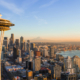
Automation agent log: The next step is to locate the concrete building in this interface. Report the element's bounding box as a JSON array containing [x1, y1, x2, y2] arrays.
[[43, 49, 49, 57], [72, 56, 80, 69], [30, 50, 34, 60], [33, 57, 41, 72], [72, 55, 80, 72]]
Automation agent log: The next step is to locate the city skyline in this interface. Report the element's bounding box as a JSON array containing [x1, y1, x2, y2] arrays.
[[4, 35, 80, 42], [0, 0, 80, 42]]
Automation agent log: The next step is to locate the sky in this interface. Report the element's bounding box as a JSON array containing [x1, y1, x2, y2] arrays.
[[0, 0, 80, 42]]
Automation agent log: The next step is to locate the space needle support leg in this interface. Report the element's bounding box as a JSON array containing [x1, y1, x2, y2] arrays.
[[0, 31, 4, 80]]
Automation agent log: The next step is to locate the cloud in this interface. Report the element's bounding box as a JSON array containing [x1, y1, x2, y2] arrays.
[[0, 0, 24, 15], [40, 0, 58, 8], [22, 0, 38, 9], [34, 15, 47, 24]]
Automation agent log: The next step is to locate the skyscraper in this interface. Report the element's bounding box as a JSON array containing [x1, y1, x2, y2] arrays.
[[24, 41, 26, 51], [31, 43, 35, 50], [33, 57, 41, 72], [10, 34, 14, 46], [20, 36, 24, 50], [72, 55, 80, 70], [15, 39, 19, 49], [43, 49, 49, 57], [50, 46, 54, 58], [27, 40, 30, 53], [30, 50, 34, 60], [50, 64, 61, 79], [13, 46, 19, 59], [3, 37, 8, 51], [64, 56, 76, 74], [18, 49, 21, 57]]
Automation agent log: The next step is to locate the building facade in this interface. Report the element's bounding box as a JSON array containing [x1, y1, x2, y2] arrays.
[[31, 43, 35, 50], [33, 57, 41, 72], [27, 40, 30, 53], [10, 34, 14, 46], [64, 56, 76, 74], [50, 46, 54, 58], [3, 37, 8, 51], [15, 39, 19, 49]]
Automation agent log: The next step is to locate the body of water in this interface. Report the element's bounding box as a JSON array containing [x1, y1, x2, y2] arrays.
[[57, 50, 80, 58]]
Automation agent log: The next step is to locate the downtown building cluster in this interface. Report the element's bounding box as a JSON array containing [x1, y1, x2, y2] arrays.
[[1, 34, 80, 80]]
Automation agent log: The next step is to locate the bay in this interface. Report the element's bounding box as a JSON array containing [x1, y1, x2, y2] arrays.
[[57, 50, 80, 58]]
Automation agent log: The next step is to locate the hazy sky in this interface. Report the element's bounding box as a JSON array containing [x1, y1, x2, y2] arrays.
[[0, 0, 80, 42]]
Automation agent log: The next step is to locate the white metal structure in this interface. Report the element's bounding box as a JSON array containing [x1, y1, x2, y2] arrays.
[[0, 14, 4, 80], [0, 14, 14, 80], [0, 31, 4, 80]]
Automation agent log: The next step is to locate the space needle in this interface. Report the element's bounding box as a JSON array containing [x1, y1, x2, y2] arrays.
[[0, 14, 14, 80]]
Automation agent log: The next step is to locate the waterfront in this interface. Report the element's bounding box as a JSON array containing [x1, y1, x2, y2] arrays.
[[57, 50, 80, 58]]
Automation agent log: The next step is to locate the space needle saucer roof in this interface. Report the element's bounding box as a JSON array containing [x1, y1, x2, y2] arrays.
[[0, 14, 14, 31]]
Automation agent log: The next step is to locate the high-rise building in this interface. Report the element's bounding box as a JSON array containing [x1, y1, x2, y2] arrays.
[[13, 46, 19, 59], [43, 49, 49, 57], [15, 39, 19, 49], [24, 41, 26, 51], [26, 70, 33, 80], [3, 37, 8, 50], [50, 46, 54, 58], [10, 34, 14, 46], [72, 55, 80, 71], [20, 36, 24, 50], [28, 61, 33, 70], [27, 40, 30, 53], [31, 43, 35, 50], [50, 64, 61, 79], [2, 45, 6, 53], [18, 49, 21, 57], [33, 57, 41, 72], [21, 43, 24, 50], [30, 50, 34, 60], [20, 36, 24, 43], [2, 45, 6, 59], [64, 56, 76, 74]]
